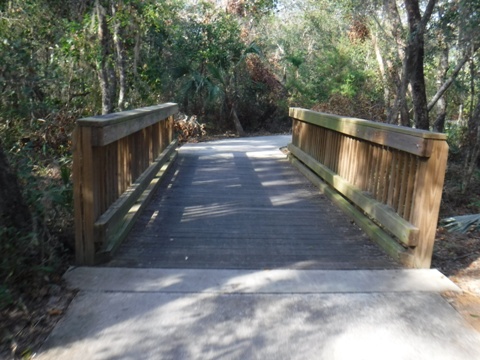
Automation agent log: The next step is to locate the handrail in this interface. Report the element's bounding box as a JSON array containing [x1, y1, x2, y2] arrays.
[[288, 108, 448, 268], [73, 103, 178, 265]]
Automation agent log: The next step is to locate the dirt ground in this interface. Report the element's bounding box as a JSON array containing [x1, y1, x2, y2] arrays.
[[433, 159, 480, 332], [0, 283, 76, 359], [433, 229, 480, 332]]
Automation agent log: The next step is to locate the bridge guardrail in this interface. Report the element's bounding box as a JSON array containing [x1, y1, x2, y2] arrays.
[[73, 103, 178, 265], [288, 108, 448, 268]]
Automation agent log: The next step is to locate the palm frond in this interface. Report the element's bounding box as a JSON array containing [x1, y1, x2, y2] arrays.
[[179, 78, 196, 98], [206, 63, 225, 85], [244, 41, 263, 57], [207, 84, 224, 104], [440, 214, 480, 233], [235, 42, 264, 66]]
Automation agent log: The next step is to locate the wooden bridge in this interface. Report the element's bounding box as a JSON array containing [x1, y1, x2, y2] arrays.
[[73, 104, 448, 269]]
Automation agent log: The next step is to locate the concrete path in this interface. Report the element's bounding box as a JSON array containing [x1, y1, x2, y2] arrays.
[[36, 267, 480, 360], [36, 136, 480, 359]]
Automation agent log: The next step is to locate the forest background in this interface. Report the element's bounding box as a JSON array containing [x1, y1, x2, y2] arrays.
[[1, 0, 480, 357]]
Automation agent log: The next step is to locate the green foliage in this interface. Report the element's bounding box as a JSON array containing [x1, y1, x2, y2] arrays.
[[0, 225, 40, 308], [0, 142, 72, 311], [0, 0, 287, 314], [445, 121, 467, 154], [263, 1, 378, 114], [1, 0, 477, 313]]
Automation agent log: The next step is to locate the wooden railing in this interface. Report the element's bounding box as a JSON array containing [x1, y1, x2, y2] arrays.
[[288, 108, 448, 268], [73, 103, 178, 265]]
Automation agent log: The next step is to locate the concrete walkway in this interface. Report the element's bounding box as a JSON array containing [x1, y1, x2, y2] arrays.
[[35, 267, 480, 360], [36, 136, 480, 359]]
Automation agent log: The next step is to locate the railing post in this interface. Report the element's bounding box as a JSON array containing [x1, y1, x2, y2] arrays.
[[73, 127, 96, 265], [168, 115, 174, 143], [409, 140, 449, 268]]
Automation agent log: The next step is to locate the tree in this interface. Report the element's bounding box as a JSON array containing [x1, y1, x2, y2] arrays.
[[401, 0, 436, 129], [339, 0, 480, 131], [462, 96, 480, 192], [93, 0, 132, 114]]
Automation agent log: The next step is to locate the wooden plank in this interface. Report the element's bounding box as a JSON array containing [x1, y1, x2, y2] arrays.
[[73, 127, 96, 265], [409, 140, 449, 268], [289, 108, 444, 156], [168, 115, 174, 143], [118, 137, 127, 195], [368, 145, 379, 196], [78, 103, 178, 146], [373, 146, 383, 200], [404, 156, 418, 221], [288, 143, 419, 246], [338, 136, 348, 180], [357, 141, 369, 190], [387, 150, 398, 208], [288, 154, 413, 266], [347, 138, 357, 185], [95, 139, 178, 250], [73, 103, 180, 265], [381, 148, 392, 203], [73, 128, 84, 264], [95, 150, 178, 263], [110, 136, 399, 270], [397, 154, 410, 218], [318, 127, 327, 164]]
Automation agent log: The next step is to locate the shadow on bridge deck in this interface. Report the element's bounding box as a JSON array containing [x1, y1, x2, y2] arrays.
[[107, 135, 399, 270]]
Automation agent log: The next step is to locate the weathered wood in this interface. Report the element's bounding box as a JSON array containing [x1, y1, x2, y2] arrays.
[[288, 143, 419, 246], [409, 140, 449, 268], [289, 154, 413, 265], [73, 103, 179, 265], [289, 108, 445, 156], [77, 103, 178, 146], [95, 151, 178, 263], [289, 108, 449, 269], [95, 140, 178, 259], [109, 136, 399, 270], [73, 127, 96, 264]]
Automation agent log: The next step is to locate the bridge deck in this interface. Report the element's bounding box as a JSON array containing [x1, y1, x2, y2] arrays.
[[108, 135, 399, 270]]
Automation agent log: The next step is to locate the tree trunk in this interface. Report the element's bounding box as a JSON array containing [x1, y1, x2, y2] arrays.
[[231, 106, 245, 137], [96, 0, 116, 115], [462, 98, 480, 193], [387, 55, 409, 124], [433, 42, 449, 133], [383, 0, 411, 125], [387, 0, 436, 129], [372, 31, 390, 113], [404, 0, 434, 130], [133, 32, 141, 78], [383, 0, 404, 56], [427, 46, 478, 113], [112, 1, 127, 111], [0, 141, 31, 233], [400, 102, 410, 127], [462, 55, 480, 192]]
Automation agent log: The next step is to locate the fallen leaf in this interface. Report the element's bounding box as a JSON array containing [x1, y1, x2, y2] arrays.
[[48, 309, 63, 316]]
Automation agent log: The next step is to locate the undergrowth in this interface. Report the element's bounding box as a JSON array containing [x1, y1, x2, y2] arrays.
[[0, 111, 76, 311]]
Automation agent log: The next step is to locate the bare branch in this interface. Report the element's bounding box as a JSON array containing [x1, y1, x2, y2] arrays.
[[427, 45, 480, 112]]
